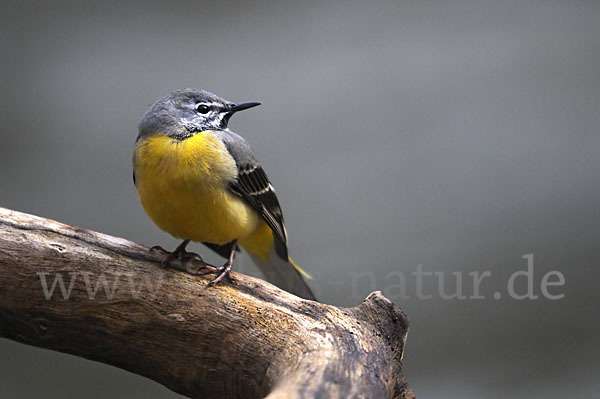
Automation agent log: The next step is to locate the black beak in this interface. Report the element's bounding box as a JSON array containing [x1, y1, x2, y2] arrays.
[[221, 101, 261, 128], [229, 101, 261, 113]]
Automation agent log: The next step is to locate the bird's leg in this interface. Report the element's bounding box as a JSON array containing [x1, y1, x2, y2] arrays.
[[150, 240, 207, 272], [207, 240, 238, 286]]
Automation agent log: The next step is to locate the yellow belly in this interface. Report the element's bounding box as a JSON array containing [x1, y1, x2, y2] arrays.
[[133, 132, 261, 244]]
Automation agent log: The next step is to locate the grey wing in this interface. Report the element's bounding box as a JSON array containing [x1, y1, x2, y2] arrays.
[[216, 130, 289, 260]]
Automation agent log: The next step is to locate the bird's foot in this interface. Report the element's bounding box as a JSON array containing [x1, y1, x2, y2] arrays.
[[207, 261, 237, 287], [150, 245, 210, 274]]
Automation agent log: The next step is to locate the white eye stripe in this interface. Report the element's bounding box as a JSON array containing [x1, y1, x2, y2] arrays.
[[196, 101, 223, 110]]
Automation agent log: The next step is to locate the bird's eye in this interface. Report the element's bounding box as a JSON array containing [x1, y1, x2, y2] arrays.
[[196, 104, 210, 114]]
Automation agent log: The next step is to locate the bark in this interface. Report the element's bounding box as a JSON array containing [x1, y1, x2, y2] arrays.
[[0, 207, 414, 399]]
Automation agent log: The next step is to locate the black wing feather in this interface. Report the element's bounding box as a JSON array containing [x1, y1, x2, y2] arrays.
[[230, 164, 288, 260]]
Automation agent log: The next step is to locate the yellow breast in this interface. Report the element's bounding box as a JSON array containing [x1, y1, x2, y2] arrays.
[[133, 132, 260, 244]]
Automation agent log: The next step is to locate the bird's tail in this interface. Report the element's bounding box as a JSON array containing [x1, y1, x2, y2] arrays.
[[238, 221, 316, 300], [246, 251, 316, 300]]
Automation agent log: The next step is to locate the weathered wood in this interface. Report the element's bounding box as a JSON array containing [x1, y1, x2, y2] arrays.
[[0, 207, 414, 399]]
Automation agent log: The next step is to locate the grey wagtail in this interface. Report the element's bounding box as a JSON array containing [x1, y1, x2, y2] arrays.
[[133, 89, 315, 300]]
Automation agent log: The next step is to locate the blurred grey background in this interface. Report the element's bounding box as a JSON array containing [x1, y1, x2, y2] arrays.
[[1, 0, 599, 398]]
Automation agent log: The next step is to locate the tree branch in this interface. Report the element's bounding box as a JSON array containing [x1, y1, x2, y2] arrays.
[[0, 207, 414, 399]]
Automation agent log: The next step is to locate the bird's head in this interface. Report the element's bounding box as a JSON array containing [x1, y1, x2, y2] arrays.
[[137, 88, 260, 141]]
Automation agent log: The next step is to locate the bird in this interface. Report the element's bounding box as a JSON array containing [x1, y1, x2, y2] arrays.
[[132, 88, 315, 300]]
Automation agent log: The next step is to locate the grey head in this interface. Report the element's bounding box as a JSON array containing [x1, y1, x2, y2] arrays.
[[137, 88, 260, 141]]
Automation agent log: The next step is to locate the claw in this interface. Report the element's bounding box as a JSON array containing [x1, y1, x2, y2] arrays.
[[179, 252, 212, 275], [150, 240, 211, 272], [151, 240, 239, 286], [207, 261, 237, 287], [206, 239, 238, 287], [150, 245, 169, 254], [160, 252, 177, 268]]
